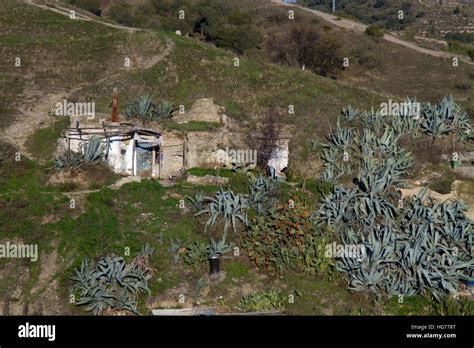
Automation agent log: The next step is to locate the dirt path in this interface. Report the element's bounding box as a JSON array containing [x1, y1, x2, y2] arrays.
[[271, 0, 473, 65], [1, 0, 174, 157], [26, 0, 140, 32], [414, 35, 448, 47]]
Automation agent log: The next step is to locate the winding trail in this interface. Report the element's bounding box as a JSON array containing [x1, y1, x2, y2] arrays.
[[26, 0, 140, 32], [1, 0, 174, 157], [271, 0, 473, 65]]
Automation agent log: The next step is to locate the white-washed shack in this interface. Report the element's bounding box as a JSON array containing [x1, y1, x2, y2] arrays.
[[63, 122, 166, 177], [268, 138, 289, 179]]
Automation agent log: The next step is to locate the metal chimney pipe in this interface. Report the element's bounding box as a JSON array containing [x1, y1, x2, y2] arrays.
[[111, 88, 118, 123]]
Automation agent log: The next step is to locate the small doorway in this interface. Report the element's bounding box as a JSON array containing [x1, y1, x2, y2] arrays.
[[135, 142, 153, 177]]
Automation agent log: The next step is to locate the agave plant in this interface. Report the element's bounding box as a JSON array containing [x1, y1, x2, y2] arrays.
[[342, 105, 359, 122], [184, 241, 208, 265], [196, 188, 248, 239], [126, 94, 156, 120], [55, 136, 105, 170], [186, 191, 205, 211], [327, 118, 354, 150], [327, 190, 473, 300], [420, 95, 471, 139], [225, 161, 255, 174], [70, 253, 151, 315], [156, 100, 174, 119], [315, 100, 472, 301], [126, 95, 175, 121], [248, 174, 276, 214], [54, 149, 83, 170], [80, 135, 105, 163], [206, 238, 232, 257], [168, 238, 185, 264]]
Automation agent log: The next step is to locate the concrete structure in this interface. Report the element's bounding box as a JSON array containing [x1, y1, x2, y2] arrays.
[[268, 139, 289, 179], [62, 122, 166, 178], [58, 98, 292, 180]]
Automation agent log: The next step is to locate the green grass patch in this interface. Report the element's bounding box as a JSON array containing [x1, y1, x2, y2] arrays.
[[26, 117, 70, 161], [187, 167, 233, 178], [163, 121, 222, 132], [225, 260, 251, 279]]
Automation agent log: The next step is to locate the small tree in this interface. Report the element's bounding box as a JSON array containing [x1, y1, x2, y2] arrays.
[[254, 108, 284, 171], [265, 24, 343, 76]]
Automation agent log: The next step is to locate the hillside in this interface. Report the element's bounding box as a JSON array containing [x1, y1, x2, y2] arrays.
[[0, 0, 473, 318], [0, 0, 167, 153]]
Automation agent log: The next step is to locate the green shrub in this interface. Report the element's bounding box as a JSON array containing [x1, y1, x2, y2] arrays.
[[445, 32, 474, 44], [432, 296, 474, 316], [68, 0, 101, 15], [265, 24, 343, 76], [243, 203, 333, 275], [239, 290, 285, 312], [108, 3, 135, 27], [365, 25, 384, 38]]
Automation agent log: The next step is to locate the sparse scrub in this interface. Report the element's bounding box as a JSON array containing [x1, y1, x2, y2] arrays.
[[365, 25, 384, 39], [239, 290, 285, 312]]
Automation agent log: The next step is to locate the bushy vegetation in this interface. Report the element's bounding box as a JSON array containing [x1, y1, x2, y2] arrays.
[[432, 296, 474, 316], [445, 32, 474, 45], [302, 0, 415, 31], [107, 0, 263, 55], [4, 1, 474, 317], [365, 25, 385, 39], [447, 40, 474, 61], [108, 2, 138, 27], [243, 202, 333, 275], [239, 290, 285, 312], [265, 24, 343, 76], [67, 0, 101, 16]]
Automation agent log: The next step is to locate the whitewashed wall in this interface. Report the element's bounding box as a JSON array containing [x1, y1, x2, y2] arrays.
[[66, 132, 135, 176]]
